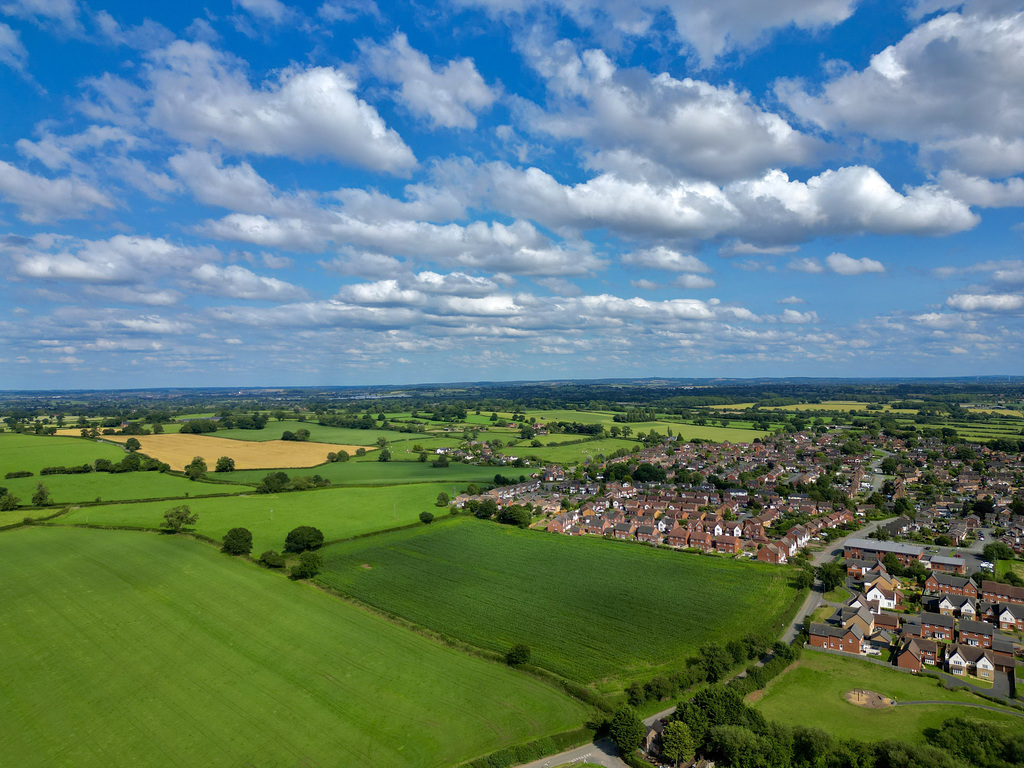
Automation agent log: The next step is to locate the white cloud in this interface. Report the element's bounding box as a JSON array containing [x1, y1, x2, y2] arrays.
[[234, 0, 294, 24], [935, 171, 1024, 208], [826, 252, 885, 275], [169, 149, 285, 214], [0, 160, 115, 223], [520, 40, 818, 182], [777, 295, 805, 304], [146, 40, 417, 174], [778, 7, 1024, 176], [779, 309, 818, 323], [191, 263, 308, 300], [946, 292, 1024, 312], [622, 246, 710, 272], [318, 0, 380, 22], [788, 257, 824, 273], [0, 21, 27, 70], [673, 274, 716, 289], [12, 235, 186, 283], [362, 33, 498, 129], [461, 0, 855, 66], [85, 286, 184, 306], [1, 0, 81, 33]]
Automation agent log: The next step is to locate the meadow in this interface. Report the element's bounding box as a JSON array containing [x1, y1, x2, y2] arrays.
[[2, 471, 242, 505], [212, 420, 425, 445], [104, 434, 369, 471], [751, 650, 1023, 742], [224, 458, 499, 486], [0, 432, 125, 474], [317, 518, 802, 687], [56, 483, 457, 553], [0, 527, 588, 768]]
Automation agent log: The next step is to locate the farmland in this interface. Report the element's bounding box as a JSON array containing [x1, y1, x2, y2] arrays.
[[1, 471, 242, 505], [0, 432, 126, 474], [103, 433, 369, 471], [225, 458, 499, 486], [316, 517, 802, 687], [751, 650, 1024, 743], [57, 483, 457, 554], [0, 527, 588, 768]]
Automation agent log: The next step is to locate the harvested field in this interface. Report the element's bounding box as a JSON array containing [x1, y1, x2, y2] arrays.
[[104, 434, 370, 471]]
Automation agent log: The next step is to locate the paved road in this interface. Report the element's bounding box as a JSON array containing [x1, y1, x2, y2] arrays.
[[780, 519, 884, 643], [518, 737, 626, 768], [895, 700, 1024, 718]]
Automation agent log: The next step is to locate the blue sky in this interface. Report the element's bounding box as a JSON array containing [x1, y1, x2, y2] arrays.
[[1, 0, 1022, 389]]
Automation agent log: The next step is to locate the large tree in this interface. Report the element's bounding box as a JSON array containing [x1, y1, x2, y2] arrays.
[[284, 525, 324, 553], [817, 561, 846, 593], [222, 527, 253, 555], [290, 551, 322, 580], [215, 456, 235, 472], [661, 721, 695, 765], [31, 483, 52, 507], [162, 504, 198, 533], [184, 456, 207, 480]]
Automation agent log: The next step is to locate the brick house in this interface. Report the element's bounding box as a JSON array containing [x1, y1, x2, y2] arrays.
[[982, 580, 1024, 605], [924, 573, 978, 598], [946, 644, 995, 680], [809, 623, 864, 654], [958, 619, 996, 648], [921, 613, 955, 641]]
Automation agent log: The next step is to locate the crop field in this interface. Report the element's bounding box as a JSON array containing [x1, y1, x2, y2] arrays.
[[317, 518, 801, 686], [224, 458, 499, 486], [0, 432, 126, 474], [57, 483, 456, 553], [498, 437, 640, 464], [1, 471, 242, 505], [751, 650, 1023, 742], [212, 420, 424, 445], [0, 527, 587, 768], [103, 434, 370, 471]]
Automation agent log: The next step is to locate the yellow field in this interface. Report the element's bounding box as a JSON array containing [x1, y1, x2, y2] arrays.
[[965, 407, 1023, 417], [708, 403, 756, 410], [102, 434, 370, 471]]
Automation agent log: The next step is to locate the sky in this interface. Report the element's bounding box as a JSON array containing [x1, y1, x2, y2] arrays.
[[1, 0, 1023, 389]]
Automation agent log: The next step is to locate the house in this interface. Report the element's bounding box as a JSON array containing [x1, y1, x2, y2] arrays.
[[636, 524, 661, 544], [714, 535, 741, 554], [844, 538, 923, 566], [864, 567, 901, 592], [946, 644, 995, 680], [937, 595, 976, 619], [756, 543, 788, 565], [982, 580, 1024, 605], [921, 612, 955, 641], [864, 584, 903, 611], [689, 531, 714, 552], [924, 573, 978, 598], [926, 555, 968, 575], [896, 637, 939, 672], [612, 522, 636, 540], [997, 603, 1024, 632], [666, 525, 690, 548], [809, 623, 865, 654], [958, 618, 996, 648]]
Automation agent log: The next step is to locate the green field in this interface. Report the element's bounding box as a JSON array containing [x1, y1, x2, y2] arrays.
[[996, 560, 1024, 579], [2, 472, 245, 505], [224, 458, 499, 487], [211, 420, 425, 445], [0, 527, 587, 768], [752, 650, 1023, 742], [499, 437, 640, 464], [56, 483, 459, 554], [0, 432, 126, 475], [317, 518, 801, 686]]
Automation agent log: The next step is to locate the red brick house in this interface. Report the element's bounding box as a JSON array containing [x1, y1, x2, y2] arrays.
[[958, 619, 996, 648], [925, 572, 978, 598], [982, 580, 1024, 605], [757, 543, 787, 565], [809, 623, 864, 654], [921, 613, 955, 641]]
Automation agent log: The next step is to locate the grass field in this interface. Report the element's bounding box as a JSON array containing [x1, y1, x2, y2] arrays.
[[224, 459, 500, 486], [317, 518, 801, 686], [751, 650, 1023, 742], [498, 437, 640, 464], [996, 560, 1024, 579], [56, 483, 458, 553], [0, 432, 125, 475], [1, 471, 244, 505], [212, 420, 432, 446], [103, 434, 370, 471], [0, 527, 588, 768]]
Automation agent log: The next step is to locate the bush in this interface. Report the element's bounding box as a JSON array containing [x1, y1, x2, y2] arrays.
[[290, 551, 323, 580], [222, 527, 253, 555], [259, 550, 286, 568], [5, 470, 32, 479], [284, 525, 324, 553], [506, 643, 531, 666], [419, 511, 435, 524]]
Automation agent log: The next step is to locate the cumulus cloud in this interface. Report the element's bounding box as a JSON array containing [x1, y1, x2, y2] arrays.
[[0, 160, 115, 223], [453, 161, 977, 244], [622, 246, 710, 272], [778, 6, 1024, 176], [935, 171, 1024, 208], [777, 295, 805, 304], [674, 274, 716, 289], [460, 0, 855, 66], [361, 33, 498, 129], [946, 292, 1024, 312], [191, 263, 307, 300], [12, 235, 187, 283], [233, 0, 294, 24], [519, 40, 817, 182], [145, 40, 417, 173], [788, 258, 824, 273], [778, 309, 818, 323], [826, 252, 885, 275]]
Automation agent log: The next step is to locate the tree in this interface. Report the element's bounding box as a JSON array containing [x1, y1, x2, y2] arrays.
[[257, 471, 291, 494], [419, 511, 435, 524], [817, 561, 846, 592], [222, 527, 253, 555], [881, 551, 905, 576], [436, 491, 450, 507], [215, 456, 235, 472], [184, 456, 207, 481], [125, 437, 141, 453], [284, 525, 324, 553], [983, 541, 1015, 562], [795, 568, 815, 590], [162, 504, 198, 532], [377, 448, 391, 462], [506, 643, 531, 666], [0, 492, 20, 511], [31, 483, 52, 507], [608, 706, 645, 755], [661, 721, 695, 765], [290, 551, 322, 580], [259, 550, 286, 568]]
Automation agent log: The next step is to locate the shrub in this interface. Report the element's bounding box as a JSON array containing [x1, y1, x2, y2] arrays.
[[290, 551, 323, 580], [419, 511, 435, 524], [506, 643, 531, 666], [259, 550, 286, 568], [5, 471, 32, 479]]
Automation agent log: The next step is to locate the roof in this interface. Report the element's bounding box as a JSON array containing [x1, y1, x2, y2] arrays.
[[959, 618, 994, 635], [921, 612, 955, 627], [845, 538, 923, 557], [928, 555, 965, 567]]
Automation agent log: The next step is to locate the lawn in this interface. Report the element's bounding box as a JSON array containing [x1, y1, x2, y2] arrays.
[[224, 459, 499, 486], [751, 650, 1023, 743], [996, 560, 1024, 579], [317, 518, 802, 687], [0, 527, 588, 768], [56, 483, 457, 553], [1, 471, 244, 505], [0, 432, 126, 475]]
